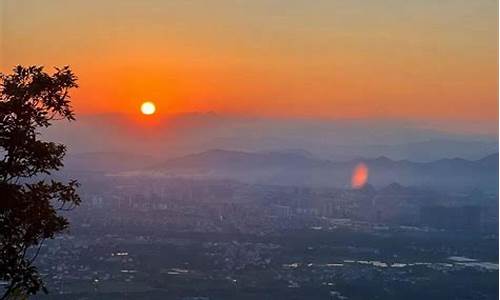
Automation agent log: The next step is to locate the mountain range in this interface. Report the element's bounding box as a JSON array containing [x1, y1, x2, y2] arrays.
[[46, 113, 498, 161], [63, 149, 498, 192]]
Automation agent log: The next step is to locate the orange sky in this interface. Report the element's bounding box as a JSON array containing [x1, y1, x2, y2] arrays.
[[1, 0, 498, 133]]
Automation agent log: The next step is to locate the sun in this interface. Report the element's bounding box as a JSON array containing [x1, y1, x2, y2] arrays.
[[140, 101, 156, 115]]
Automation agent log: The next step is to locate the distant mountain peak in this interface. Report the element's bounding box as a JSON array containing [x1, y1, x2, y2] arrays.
[[373, 156, 393, 162], [267, 149, 314, 158]]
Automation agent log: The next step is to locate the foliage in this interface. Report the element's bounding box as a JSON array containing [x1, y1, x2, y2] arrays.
[[0, 66, 80, 299]]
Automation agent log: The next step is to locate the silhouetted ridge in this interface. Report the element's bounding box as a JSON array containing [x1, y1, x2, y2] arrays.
[[157, 149, 329, 170], [147, 150, 498, 191]]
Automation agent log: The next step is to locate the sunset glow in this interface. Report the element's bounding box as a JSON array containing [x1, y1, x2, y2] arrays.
[[1, 0, 497, 134]]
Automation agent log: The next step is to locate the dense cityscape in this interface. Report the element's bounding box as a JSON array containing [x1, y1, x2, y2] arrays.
[[30, 173, 498, 300]]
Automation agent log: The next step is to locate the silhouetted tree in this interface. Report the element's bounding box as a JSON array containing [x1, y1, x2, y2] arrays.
[[0, 66, 80, 299]]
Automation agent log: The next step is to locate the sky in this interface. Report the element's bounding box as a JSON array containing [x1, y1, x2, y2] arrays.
[[0, 0, 498, 135]]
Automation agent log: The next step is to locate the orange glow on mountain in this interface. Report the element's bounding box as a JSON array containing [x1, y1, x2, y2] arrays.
[[351, 163, 369, 189]]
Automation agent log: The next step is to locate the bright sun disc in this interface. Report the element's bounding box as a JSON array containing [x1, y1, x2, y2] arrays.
[[140, 101, 156, 115]]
